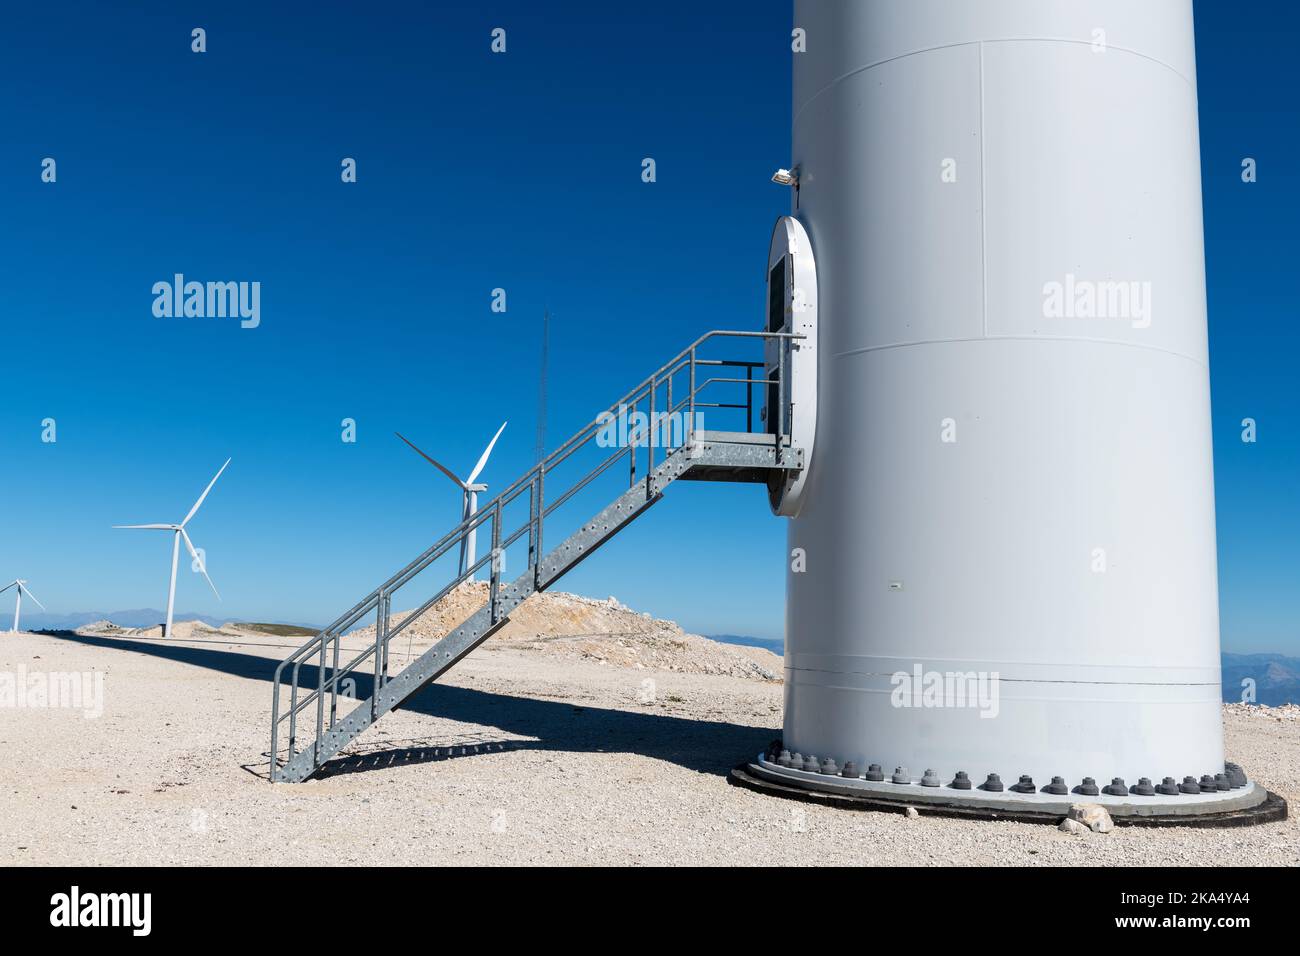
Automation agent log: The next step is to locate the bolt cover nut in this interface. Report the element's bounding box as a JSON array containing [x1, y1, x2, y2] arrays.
[[1009, 775, 1036, 793], [1102, 777, 1128, 796], [1130, 777, 1156, 796], [1156, 776, 1181, 796]]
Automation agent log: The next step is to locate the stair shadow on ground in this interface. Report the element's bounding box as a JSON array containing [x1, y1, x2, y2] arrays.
[[42, 631, 777, 778]]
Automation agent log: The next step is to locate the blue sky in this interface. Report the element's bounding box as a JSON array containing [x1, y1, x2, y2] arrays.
[[0, 1, 1295, 653]]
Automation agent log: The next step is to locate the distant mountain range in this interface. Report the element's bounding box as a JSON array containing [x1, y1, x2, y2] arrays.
[[22, 609, 317, 632], [22, 609, 227, 630], [708, 638, 1300, 707], [1220, 653, 1300, 706]]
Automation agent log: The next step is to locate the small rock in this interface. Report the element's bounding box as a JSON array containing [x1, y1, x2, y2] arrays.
[[1067, 803, 1114, 833], [904, 807, 919, 819], [1058, 817, 1088, 835]]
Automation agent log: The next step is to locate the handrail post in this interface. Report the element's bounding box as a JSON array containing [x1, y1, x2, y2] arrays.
[[373, 591, 385, 716], [535, 463, 546, 588], [489, 499, 502, 623], [666, 373, 674, 452], [288, 660, 302, 762], [688, 348, 697, 447], [329, 630, 339, 729], [382, 592, 391, 682], [648, 374, 656, 480], [527, 474, 536, 575], [270, 676, 282, 781], [746, 362, 753, 433], [776, 338, 786, 465], [314, 635, 326, 765], [628, 394, 637, 489]]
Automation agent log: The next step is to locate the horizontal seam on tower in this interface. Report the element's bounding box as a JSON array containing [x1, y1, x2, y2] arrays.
[[793, 37, 1194, 126], [832, 334, 1209, 370], [787, 657, 1221, 673], [785, 667, 1219, 688]]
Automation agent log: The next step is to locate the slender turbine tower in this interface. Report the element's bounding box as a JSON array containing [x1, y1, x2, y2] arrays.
[[395, 423, 507, 579], [1, 580, 46, 634], [114, 458, 228, 638]]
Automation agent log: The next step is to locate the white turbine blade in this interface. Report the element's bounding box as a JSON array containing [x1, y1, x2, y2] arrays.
[[113, 523, 175, 530], [18, 584, 46, 611], [181, 457, 231, 528], [180, 528, 221, 601], [0, 581, 16, 595], [395, 432, 467, 489], [466, 421, 508, 484]]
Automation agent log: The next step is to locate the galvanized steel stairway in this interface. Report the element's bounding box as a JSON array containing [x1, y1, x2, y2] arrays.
[[270, 330, 804, 782]]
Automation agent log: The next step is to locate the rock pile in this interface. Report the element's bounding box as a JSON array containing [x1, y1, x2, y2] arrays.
[[352, 581, 783, 682]]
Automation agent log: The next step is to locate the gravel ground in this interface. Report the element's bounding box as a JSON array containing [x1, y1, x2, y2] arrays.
[[2, 629, 1296, 866]]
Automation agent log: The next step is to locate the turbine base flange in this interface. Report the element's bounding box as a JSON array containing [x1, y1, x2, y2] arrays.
[[730, 754, 1288, 828]]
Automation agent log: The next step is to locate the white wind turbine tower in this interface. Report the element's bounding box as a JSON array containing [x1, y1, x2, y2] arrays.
[[395, 423, 507, 579], [1, 579, 46, 634], [114, 458, 229, 638]]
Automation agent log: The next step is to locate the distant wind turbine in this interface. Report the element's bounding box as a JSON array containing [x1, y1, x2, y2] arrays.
[[114, 458, 228, 638], [395, 423, 507, 579], [1, 579, 46, 634]]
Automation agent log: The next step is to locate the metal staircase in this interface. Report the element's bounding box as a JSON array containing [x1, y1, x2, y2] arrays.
[[270, 330, 805, 782]]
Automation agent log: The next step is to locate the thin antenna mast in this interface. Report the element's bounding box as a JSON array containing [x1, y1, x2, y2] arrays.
[[535, 308, 550, 464]]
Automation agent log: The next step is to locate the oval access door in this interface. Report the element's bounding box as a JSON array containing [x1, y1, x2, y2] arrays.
[[763, 215, 818, 516]]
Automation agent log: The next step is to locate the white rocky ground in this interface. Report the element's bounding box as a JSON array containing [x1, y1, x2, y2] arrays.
[[2, 597, 1296, 866]]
